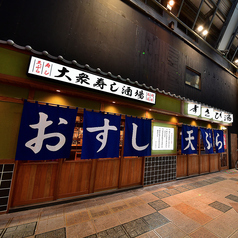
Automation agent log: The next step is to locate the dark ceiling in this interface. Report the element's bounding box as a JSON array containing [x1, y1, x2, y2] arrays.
[[160, 0, 238, 64]]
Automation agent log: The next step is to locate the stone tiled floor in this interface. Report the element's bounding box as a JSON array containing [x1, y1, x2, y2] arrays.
[[1, 169, 238, 237]]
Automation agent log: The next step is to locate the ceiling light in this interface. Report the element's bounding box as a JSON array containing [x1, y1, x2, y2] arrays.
[[56, 90, 61, 92], [167, 0, 174, 10], [167, 4, 172, 10], [202, 30, 208, 36], [197, 25, 203, 32], [168, 0, 175, 6], [234, 59, 238, 64]]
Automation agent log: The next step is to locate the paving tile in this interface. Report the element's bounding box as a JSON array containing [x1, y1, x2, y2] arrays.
[[103, 194, 125, 204], [97, 225, 129, 238], [64, 202, 86, 214], [216, 209, 238, 230], [84, 198, 106, 208], [174, 203, 193, 215], [199, 205, 223, 218], [208, 201, 232, 213], [152, 191, 171, 199], [142, 212, 170, 229], [10, 212, 40, 227], [230, 230, 238, 238], [132, 189, 148, 196], [189, 182, 206, 188], [174, 186, 190, 193], [108, 201, 129, 213], [93, 213, 120, 232], [125, 197, 145, 208], [189, 227, 219, 238], [123, 218, 150, 237], [84, 235, 98, 238], [225, 194, 238, 202], [197, 180, 212, 186], [163, 188, 180, 196], [204, 217, 235, 238], [2, 222, 37, 238], [161, 195, 183, 206], [206, 177, 226, 184], [181, 184, 196, 190], [114, 207, 141, 223], [66, 210, 90, 226], [0, 217, 11, 229], [159, 207, 200, 234], [137, 230, 158, 238], [148, 200, 170, 211], [139, 193, 158, 203], [35, 227, 66, 238], [35, 216, 65, 234], [89, 205, 111, 219], [131, 204, 156, 217], [185, 197, 207, 210], [155, 222, 186, 238], [40, 207, 64, 220], [120, 192, 136, 200], [66, 220, 96, 238], [230, 202, 238, 213], [185, 209, 212, 225]]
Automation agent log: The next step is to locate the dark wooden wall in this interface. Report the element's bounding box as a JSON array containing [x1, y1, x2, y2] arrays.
[[0, 0, 237, 132]]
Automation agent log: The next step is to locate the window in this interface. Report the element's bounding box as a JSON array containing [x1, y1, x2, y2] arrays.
[[185, 66, 201, 90]]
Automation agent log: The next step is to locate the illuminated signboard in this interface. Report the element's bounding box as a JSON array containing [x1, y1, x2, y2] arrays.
[[152, 122, 177, 155], [223, 112, 233, 123], [185, 102, 233, 124], [201, 107, 213, 119], [213, 110, 223, 122], [187, 103, 201, 117], [27, 56, 156, 104]]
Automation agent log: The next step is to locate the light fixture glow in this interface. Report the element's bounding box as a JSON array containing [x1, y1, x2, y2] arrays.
[[234, 59, 238, 64], [202, 30, 208, 36], [197, 25, 203, 32], [112, 101, 116, 104], [56, 90, 61, 92], [167, 4, 172, 10], [168, 0, 175, 6]]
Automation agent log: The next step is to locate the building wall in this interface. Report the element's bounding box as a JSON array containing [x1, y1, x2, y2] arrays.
[[0, 0, 236, 133], [0, 0, 237, 132]]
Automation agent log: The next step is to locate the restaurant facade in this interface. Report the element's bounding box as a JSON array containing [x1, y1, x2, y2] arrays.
[[0, 0, 237, 213]]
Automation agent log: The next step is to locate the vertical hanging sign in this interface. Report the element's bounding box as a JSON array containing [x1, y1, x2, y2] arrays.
[[200, 128, 213, 154], [214, 129, 225, 153], [181, 125, 198, 154], [81, 110, 121, 159], [123, 116, 151, 157], [15, 100, 77, 160]]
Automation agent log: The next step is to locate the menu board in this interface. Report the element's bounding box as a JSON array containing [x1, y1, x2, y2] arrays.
[[152, 126, 174, 150], [152, 122, 177, 155]]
